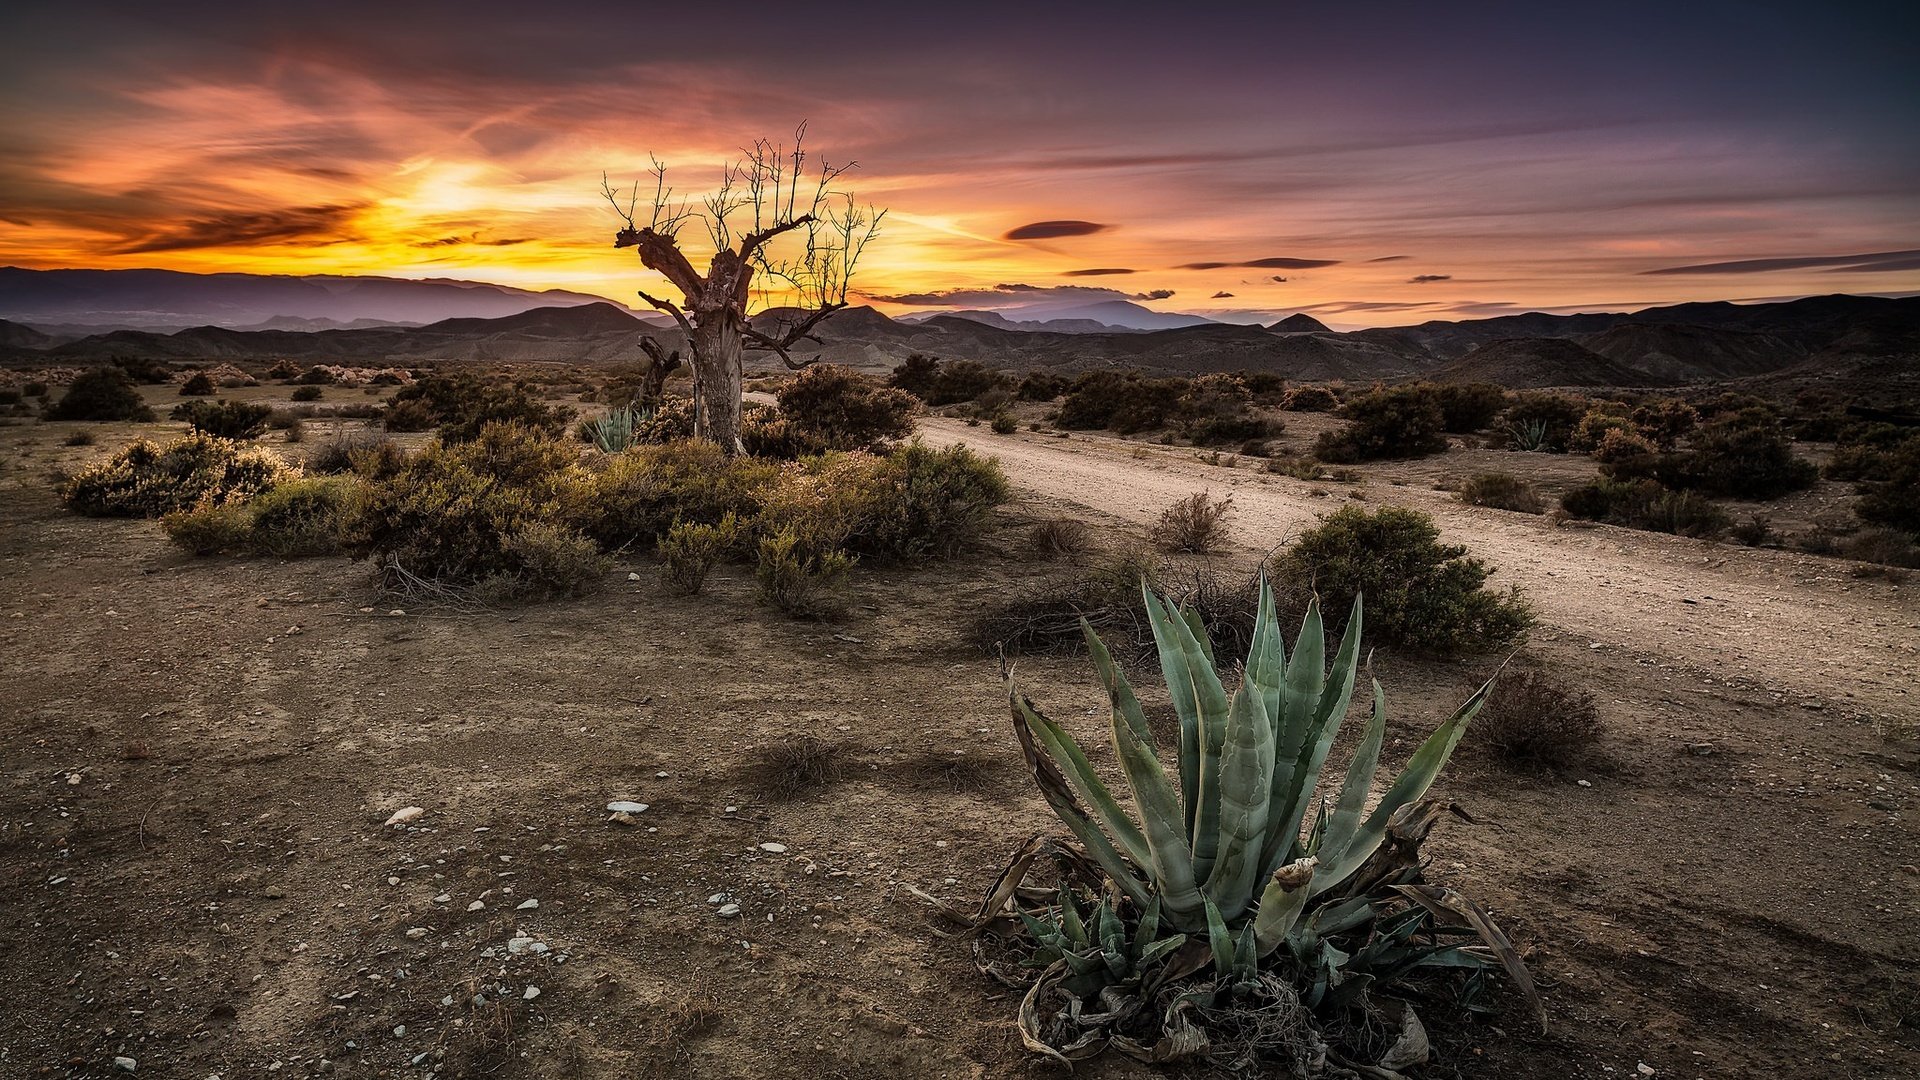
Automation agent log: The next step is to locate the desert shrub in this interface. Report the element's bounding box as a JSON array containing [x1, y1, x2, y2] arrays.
[[1149, 492, 1233, 553], [1695, 392, 1775, 423], [308, 430, 400, 475], [281, 417, 306, 444], [1265, 456, 1322, 480], [773, 364, 917, 451], [1313, 384, 1447, 462], [1630, 398, 1698, 448], [569, 440, 779, 550], [172, 399, 273, 439], [291, 385, 324, 403], [110, 356, 173, 384], [746, 735, 847, 799], [384, 373, 572, 441], [970, 548, 1163, 657], [1501, 392, 1586, 452], [636, 396, 698, 443], [1854, 441, 1920, 533], [887, 354, 941, 400], [1842, 528, 1920, 572], [44, 368, 156, 422], [1569, 410, 1636, 454], [179, 373, 216, 396], [1056, 371, 1187, 433], [61, 433, 289, 517], [294, 365, 338, 386], [345, 423, 601, 599], [1237, 437, 1272, 458], [764, 441, 1011, 563], [989, 412, 1018, 435], [1664, 415, 1817, 499], [1825, 424, 1919, 482], [1174, 374, 1277, 445], [1592, 428, 1660, 480], [381, 398, 436, 432], [1030, 517, 1093, 558], [164, 475, 356, 557], [1473, 667, 1604, 768], [1434, 382, 1508, 433], [755, 527, 853, 618], [1269, 505, 1531, 652], [1016, 371, 1070, 402], [658, 513, 742, 595], [1279, 385, 1341, 412], [1729, 514, 1774, 547], [1559, 479, 1732, 538], [930, 360, 1004, 405], [267, 360, 301, 381], [63, 431, 96, 447], [739, 409, 830, 459], [1458, 472, 1545, 514]]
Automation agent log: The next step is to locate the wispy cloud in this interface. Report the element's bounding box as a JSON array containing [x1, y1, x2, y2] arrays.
[[1642, 249, 1920, 275], [1004, 220, 1107, 240], [1177, 257, 1341, 270], [1409, 274, 1451, 283]]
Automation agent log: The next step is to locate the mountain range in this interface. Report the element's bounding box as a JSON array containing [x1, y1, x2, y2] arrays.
[[2, 267, 1915, 393]]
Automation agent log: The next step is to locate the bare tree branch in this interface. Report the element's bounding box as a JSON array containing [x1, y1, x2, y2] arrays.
[[634, 289, 695, 337]]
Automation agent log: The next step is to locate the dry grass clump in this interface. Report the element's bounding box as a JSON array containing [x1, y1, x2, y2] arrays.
[[1458, 472, 1546, 514], [1473, 666, 1604, 768], [639, 980, 727, 1079], [747, 735, 847, 800], [970, 548, 1162, 657], [1150, 491, 1233, 553], [893, 748, 1003, 792], [1029, 517, 1093, 558]]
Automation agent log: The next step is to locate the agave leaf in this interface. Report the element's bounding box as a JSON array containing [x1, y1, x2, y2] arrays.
[[1395, 883, 1545, 1032], [1138, 933, 1189, 967], [1180, 603, 1216, 667], [1310, 671, 1493, 897], [1019, 911, 1067, 953], [1059, 887, 1088, 945], [1203, 897, 1235, 976], [1008, 690, 1152, 910], [1082, 619, 1154, 746], [1144, 590, 1231, 879], [1142, 583, 1205, 835], [1262, 595, 1365, 879], [1245, 578, 1285, 724], [1200, 670, 1276, 919], [1060, 948, 1107, 977], [1133, 895, 1162, 960], [1251, 857, 1316, 955], [1231, 921, 1259, 985], [1310, 678, 1387, 892], [1107, 672, 1208, 926]]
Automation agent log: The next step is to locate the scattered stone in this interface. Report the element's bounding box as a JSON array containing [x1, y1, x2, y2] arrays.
[[393, 1025, 406, 1037], [466, 900, 485, 912], [655, 771, 669, 779], [627, 572, 642, 581], [716, 903, 742, 918], [758, 842, 788, 854], [388, 609, 406, 617], [516, 899, 539, 910], [1576, 780, 1592, 788], [113, 1058, 136, 1073], [1682, 743, 1717, 757], [523, 986, 541, 1001], [433, 894, 451, 904], [725, 805, 739, 814], [606, 801, 649, 815], [405, 927, 429, 940], [383, 806, 425, 827]]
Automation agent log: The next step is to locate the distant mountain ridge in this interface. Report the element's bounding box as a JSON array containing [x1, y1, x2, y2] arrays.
[[0, 267, 633, 330]]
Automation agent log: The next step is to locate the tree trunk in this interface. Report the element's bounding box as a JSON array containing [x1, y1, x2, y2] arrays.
[[690, 309, 744, 451]]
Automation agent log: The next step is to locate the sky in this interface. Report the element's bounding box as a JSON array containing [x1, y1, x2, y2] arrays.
[[1, 1, 1916, 329]]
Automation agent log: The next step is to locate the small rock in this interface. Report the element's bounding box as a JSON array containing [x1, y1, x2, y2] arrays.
[[627, 572, 642, 581], [716, 903, 742, 918], [523, 986, 541, 1000], [1637, 1065, 1654, 1077], [724, 805, 739, 814], [114, 1058, 136, 1073], [466, 900, 485, 912], [383, 806, 425, 827], [405, 927, 429, 940], [393, 1025, 406, 1037], [1576, 779, 1592, 788], [608, 812, 639, 826], [606, 801, 649, 815], [655, 771, 669, 778], [388, 609, 406, 617], [517, 899, 539, 910], [758, 842, 788, 854], [432, 894, 451, 904]]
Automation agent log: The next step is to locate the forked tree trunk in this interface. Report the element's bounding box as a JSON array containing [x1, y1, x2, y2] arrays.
[[689, 310, 745, 450]]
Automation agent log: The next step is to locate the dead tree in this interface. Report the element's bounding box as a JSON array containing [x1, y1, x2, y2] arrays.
[[603, 125, 884, 450]]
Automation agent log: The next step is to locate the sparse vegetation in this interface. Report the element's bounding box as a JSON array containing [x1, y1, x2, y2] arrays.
[[657, 513, 741, 594], [1150, 491, 1233, 553], [172, 399, 274, 439], [1270, 505, 1531, 651], [1434, 381, 1508, 433], [1501, 391, 1586, 452], [1560, 478, 1733, 538], [1314, 384, 1448, 462], [754, 527, 853, 618], [291, 385, 325, 402], [1473, 665, 1604, 768], [1458, 472, 1545, 513], [769, 364, 917, 452], [60, 433, 290, 518], [1030, 517, 1093, 558], [179, 372, 216, 396], [43, 368, 156, 423], [164, 476, 356, 557]]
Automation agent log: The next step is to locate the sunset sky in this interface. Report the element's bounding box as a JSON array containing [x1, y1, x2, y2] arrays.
[[2, 1, 1916, 328]]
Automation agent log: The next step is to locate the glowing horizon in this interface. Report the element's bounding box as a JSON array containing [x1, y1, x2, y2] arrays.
[[2, 3, 1915, 330]]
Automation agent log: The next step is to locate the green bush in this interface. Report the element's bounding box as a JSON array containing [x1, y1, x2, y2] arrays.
[[989, 412, 1018, 435], [1279, 385, 1341, 412], [1056, 372, 1188, 433], [110, 356, 173, 384], [772, 364, 917, 451], [44, 368, 156, 422], [1173, 374, 1277, 445], [887, 354, 941, 400], [291, 385, 324, 403], [1663, 416, 1817, 499], [1592, 428, 1660, 480], [1016, 371, 1070, 402], [1313, 384, 1447, 462], [1569, 409, 1636, 454], [294, 365, 338, 386], [658, 513, 743, 594], [1270, 505, 1531, 652], [1458, 472, 1545, 513], [1630, 398, 1698, 448], [755, 527, 853, 618], [1826, 424, 1918, 482], [1560, 478, 1732, 538], [1500, 392, 1586, 452], [163, 476, 356, 557], [383, 373, 572, 441], [180, 373, 216, 396], [568, 440, 779, 550], [1854, 440, 1920, 533], [1434, 382, 1508, 433], [760, 441, 1011, 563], [172, 399, 273, 439], [345, 423, 601, 599], [61, 433, 289, 517]]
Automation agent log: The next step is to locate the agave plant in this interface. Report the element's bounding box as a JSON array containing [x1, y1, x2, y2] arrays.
[[993, 580, 1539, 1066], [1505, 417, 1552, 452], [586, 405, 648, 453]]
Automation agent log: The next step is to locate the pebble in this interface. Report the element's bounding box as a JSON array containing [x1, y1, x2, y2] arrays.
[[405, 927, 430, 940], [114, 1058, 136, 1073], [627, 572, 642, 581], [716, 903, 742, 918], [1576, 780, 1592, 788], [758, 842, 788, 854], [655, 771, 669, 778], [523, 986, 541, 1000], [517, 899, 539, 910], [606, 801, 649, 815], [433, 894, 451, 904], [383, 807, 425, 827], [393, 1025, 407, 1037], [467, 900, 485, 912]]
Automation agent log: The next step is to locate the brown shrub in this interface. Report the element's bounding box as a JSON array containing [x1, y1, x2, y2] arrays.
[[1473, 667, 1604, 768], [1029, 517, 1093, 558], [1150, 492, 1233, 553]]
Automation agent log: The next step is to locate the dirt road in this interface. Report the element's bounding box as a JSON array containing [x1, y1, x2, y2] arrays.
[[921, 418, 1918, 721]]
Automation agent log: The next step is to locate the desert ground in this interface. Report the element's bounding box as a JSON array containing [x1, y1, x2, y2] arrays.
[[2, 385, 1916, 1080]]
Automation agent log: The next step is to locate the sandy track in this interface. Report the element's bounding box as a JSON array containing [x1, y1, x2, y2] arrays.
[[921, 418, 1918, 719]]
